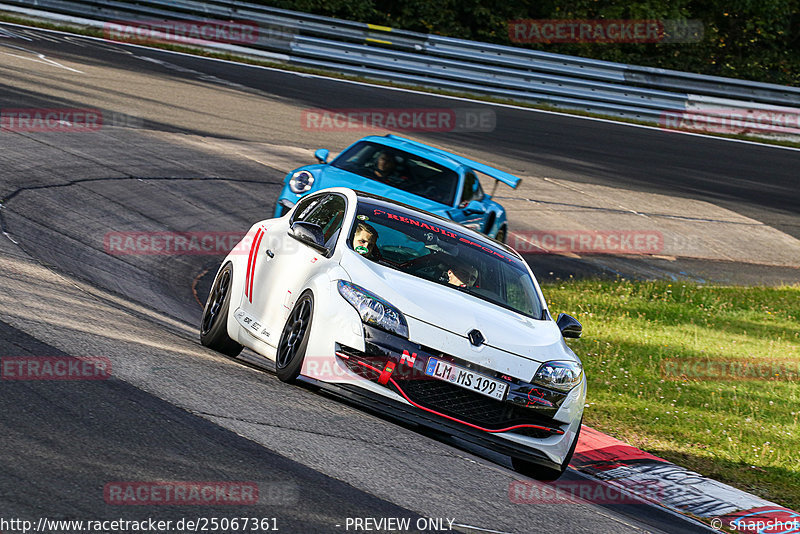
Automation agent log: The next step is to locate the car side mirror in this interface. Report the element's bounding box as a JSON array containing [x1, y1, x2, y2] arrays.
[[314, 149, 329, 164], [290, 221, 329, 255], [556, 313, 582, 338], [463, 200, 487, 215]]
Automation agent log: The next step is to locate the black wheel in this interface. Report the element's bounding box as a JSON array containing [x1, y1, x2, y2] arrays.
[[512, 420, 581, 481], [275, 291, 314, 383], [200, 262, 243, 357], [495, 226, 507, 244]]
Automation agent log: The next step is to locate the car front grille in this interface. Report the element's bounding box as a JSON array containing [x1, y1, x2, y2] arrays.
[[335, 341, 564, 438], [392, 377, 559, 438]]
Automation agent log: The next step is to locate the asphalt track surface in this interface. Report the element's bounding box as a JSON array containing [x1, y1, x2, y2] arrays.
[[2, 22, 796, 533]]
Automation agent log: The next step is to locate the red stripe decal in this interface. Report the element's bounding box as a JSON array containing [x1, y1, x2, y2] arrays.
[[355, 360, 563, 435], [245, 228, 262, 301], [248, 229, 265, 302]]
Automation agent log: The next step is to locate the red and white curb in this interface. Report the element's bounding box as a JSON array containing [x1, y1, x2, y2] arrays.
[[568, 425, 800, 532]]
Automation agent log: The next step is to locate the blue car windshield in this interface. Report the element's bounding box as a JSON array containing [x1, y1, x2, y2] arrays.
[[350, 201, 544, 319], [331, 141, 460, 206]]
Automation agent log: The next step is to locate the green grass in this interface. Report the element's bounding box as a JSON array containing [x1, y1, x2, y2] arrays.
[[542, 279, 800, 510]]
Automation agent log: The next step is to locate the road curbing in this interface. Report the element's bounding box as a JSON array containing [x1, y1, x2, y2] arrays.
[[571, 425, 800, 532]]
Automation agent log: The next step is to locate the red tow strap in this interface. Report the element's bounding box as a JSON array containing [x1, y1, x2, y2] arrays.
[[378, 362, 396, 385]]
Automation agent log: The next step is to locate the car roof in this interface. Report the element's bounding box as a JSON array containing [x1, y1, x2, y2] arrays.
[[350, 189, 520, 258], [355, 135, 464, 171]]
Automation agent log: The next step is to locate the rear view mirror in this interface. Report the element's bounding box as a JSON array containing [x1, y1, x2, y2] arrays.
[[556, 313, 582, 338], [463, 200, 487, 215], [314, 149, 329, 164], [290, 221, 329, 256]]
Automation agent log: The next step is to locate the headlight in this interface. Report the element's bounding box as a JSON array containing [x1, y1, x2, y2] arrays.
[[532, 361, 583, 392], [337, 280, 409, 338], [289, 170, 314, 194]]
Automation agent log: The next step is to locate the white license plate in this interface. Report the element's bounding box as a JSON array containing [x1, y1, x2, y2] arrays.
[[424, 357, 508, 401]]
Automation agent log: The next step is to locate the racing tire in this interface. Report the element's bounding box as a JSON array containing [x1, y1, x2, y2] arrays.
[[276, 291, 314, 383], [495, 226, 507, 244], [200, 262, 243, 357], [511, 419, 581, 481]]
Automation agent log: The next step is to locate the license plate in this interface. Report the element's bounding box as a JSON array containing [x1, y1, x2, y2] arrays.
[[424, 357, 508, 401]]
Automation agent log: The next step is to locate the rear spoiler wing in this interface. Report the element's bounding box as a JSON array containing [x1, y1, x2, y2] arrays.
[[450, 155, 521, 190], [385, 135, 521, 189]]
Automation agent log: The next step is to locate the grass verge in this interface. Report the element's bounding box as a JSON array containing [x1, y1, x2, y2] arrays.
[[541, 279, 800, 510], [2, 12, 800, 150]]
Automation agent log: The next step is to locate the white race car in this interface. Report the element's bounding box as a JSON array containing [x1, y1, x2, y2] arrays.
[[200, 187, 585, 479]]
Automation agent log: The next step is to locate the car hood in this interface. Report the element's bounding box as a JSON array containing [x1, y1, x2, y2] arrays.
[[314, 166, 451, 216], [340, 252, 574, 366]]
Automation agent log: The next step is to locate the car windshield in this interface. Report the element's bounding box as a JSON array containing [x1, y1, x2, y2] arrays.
[[331, 141, 460, 206], [350, 201, 544, 319]]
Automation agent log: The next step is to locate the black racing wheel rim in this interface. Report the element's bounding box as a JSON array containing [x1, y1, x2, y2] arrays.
[[277, 297, 312, 369], [201, 267, 230, 335]]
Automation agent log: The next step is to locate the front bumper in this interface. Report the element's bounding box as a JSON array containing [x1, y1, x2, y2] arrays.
[[335, 325, 573, 441], [309, 374, 563, 470]]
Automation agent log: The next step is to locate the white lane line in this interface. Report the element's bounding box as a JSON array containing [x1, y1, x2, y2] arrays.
[[0, 49, 84, 73], [3, 232, 19, 245], [0, 27, 32, 40], [450, 524, 516, 534]]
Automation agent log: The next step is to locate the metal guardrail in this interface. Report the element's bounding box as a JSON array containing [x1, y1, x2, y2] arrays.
[[2, 0, 799, 138]]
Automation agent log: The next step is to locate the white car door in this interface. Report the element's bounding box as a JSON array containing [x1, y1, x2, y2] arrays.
[[240, 193, 347, 344]]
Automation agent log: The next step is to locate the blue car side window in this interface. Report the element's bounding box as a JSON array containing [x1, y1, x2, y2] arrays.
[[459, 171, 485, 207]]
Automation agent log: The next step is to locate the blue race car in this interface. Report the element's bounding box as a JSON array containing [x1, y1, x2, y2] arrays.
[[274, 135, 520, 242]]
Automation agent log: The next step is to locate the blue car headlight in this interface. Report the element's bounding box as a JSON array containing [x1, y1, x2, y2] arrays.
[[532, 361, 583, 392], [289, 170, 314, 194], [337, 280, 408, 338]]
